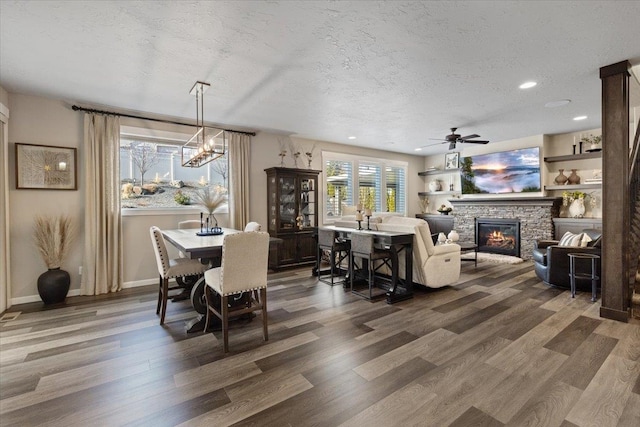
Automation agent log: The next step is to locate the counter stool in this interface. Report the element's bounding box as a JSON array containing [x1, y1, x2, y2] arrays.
[[350, 233, 392, 300], [318, 229, 350, 286], [568, 253, 600, 302]]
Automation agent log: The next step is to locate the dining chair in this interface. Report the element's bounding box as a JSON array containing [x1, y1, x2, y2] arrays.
[[204, 231, 270, 352], [350, 233, 393, 300], [317, 229, 350, 286], [244, 221, 262, 232], [149, 226, 209, 325]]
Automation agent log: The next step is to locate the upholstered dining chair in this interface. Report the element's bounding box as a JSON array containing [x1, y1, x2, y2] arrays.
[[204, 231, 270, 352], [244, 221, 262, 232], [175, 219, 207, 289], [149, 226, 209, 325], [317, 229, 350, 286], [350, 233, 393, 300]]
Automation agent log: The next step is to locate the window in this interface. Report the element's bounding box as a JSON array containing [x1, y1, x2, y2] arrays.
[[119, 130, 228, 210], [322, 151, 407, 221]]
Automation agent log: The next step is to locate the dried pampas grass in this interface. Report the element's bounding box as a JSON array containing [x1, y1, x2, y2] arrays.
[[33, 215, 74, 269]]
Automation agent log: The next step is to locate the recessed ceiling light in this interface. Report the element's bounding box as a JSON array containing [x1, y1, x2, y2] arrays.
[[414, 147, 422, 151], [348, 136, 356, 140], [545, 99, 571, 108], [573, 116, 588, 121], [519, 81, 537, 89]]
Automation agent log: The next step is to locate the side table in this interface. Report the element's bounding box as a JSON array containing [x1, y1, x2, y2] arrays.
[[568, 253, 600, 302], [458, 242, 478, 267]]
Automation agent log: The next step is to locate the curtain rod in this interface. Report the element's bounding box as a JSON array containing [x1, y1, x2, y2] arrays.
[[71, 105, 256, 136]]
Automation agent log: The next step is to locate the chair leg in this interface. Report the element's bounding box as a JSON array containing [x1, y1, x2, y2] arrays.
[[261, 288, 268, 342], [368, 257, 374, 300], [221, 295, 229, 353], [330, 249, 335, 285], [203, 285, 211, 332], [160, 277, 168, 325], [156, 275, 162, 315]]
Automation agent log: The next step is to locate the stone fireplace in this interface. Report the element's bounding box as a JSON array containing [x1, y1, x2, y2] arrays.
[[449, 197, 561, 260], [476, 218, 521, 257]]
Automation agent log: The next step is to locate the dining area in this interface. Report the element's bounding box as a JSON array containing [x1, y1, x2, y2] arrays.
[[150, 221, 279, 352]]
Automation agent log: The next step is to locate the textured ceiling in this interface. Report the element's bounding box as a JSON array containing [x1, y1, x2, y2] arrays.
[[1, 1, 640, 155]]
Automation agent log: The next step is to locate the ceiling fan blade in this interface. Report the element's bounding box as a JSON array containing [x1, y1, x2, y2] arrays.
[[463, 140, 490, 144], [459, 134, 480, 140]]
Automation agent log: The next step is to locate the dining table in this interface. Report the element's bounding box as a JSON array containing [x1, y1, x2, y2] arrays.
[[318, 225, 415, 304], [161, 227, 281, 333]]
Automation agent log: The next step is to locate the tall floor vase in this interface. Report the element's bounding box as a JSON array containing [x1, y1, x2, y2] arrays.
[[37, 268, 70, 304]]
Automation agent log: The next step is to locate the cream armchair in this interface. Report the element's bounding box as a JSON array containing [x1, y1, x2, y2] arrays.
[[376, 217, 461, 288]]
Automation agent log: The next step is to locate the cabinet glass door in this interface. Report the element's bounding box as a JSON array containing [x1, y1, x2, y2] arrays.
[[299, 177, 315, 229], [279, 176, 296, 231], [268, 176, 277, 231]]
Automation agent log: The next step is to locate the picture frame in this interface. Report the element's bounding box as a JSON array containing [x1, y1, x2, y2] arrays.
[[445, 152, 459, 170], [15, 143, 77, 190]]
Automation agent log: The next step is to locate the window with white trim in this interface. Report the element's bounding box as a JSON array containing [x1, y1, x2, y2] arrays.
[[323, 151, 407, 221], [119, 128, 228, 210]]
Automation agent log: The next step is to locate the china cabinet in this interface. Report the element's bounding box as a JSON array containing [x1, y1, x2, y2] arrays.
[[265, 167, 321, 270]]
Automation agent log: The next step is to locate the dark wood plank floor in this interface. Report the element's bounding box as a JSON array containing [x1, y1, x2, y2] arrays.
[[1, 261, 639, 426]]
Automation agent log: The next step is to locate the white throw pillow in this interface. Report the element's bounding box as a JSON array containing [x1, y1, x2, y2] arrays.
[[580, 233, 592, 247], [558, 232, 585, 247]]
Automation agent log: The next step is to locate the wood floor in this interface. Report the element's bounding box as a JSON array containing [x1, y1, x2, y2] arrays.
[[1, 261, 639, 426]]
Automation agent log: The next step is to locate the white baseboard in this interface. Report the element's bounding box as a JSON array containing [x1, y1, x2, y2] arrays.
[[11, 289, 82, 305], [10, 278, 173, 306]]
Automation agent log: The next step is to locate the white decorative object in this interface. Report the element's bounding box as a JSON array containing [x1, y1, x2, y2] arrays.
[[437, 232, 447, 245], [569, 198, 586, 218], [447, 230, 459, 242], [429, 180, 441, 192]]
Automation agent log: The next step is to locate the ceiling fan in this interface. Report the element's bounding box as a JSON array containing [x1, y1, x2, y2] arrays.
[[422, 128, 490, 150]]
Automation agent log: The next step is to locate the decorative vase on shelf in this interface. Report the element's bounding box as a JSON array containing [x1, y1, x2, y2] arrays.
[[567, 169, 581, 185], [447, 230, 459, 242], [429, 180, 441, 192], [569, 198, 586, 218], [554, 169, 568, 185]]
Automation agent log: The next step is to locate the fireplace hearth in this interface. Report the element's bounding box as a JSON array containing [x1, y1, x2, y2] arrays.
[[475, 218, 521, 258]]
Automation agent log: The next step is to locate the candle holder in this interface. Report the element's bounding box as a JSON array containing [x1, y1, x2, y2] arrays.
[[356, 219, 363, 230], [355, 208, 364, 230], [365, 214, 372, 230]]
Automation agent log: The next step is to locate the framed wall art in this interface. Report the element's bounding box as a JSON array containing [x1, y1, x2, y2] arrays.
[[15, 143, 77, 190], [445, 152, 459, 170]]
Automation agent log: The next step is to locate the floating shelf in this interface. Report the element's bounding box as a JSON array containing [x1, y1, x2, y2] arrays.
[[543, 152, 601, 162], [545, 183, 602, 191], [418, 168, 460, 176], [419, 191, 459, 196]]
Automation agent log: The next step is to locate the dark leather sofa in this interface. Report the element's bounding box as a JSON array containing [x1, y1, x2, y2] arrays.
[[533, 229, 602, 290]]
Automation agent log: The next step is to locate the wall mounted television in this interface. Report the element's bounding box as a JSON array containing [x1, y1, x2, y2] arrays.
[[460, 147, 541, 195]]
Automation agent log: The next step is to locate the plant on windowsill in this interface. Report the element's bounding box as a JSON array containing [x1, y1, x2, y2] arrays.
[[33, 215, 75, 304]]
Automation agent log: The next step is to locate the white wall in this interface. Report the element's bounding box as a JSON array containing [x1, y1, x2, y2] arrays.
[[7, 94, 85, 304], [5, 92, 425, 304]]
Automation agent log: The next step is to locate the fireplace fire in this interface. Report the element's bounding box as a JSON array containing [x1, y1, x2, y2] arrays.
[[475, 218, 521, 257]]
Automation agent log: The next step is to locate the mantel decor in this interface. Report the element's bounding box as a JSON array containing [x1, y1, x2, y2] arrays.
[[15, 143, 77, 190]]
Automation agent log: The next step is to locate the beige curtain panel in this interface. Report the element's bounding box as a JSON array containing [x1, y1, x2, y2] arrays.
[[82, 113, 123, 295], [229, 132, 251, 230]]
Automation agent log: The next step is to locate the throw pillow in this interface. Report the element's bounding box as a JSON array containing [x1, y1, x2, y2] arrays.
[[558, 231, 585, 247], [580, 233, 592, 247]]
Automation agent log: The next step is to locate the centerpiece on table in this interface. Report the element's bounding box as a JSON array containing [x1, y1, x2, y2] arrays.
[[437, 204, 453, 215], [34, 214, 75, 304], [192, 187, 227, 235]]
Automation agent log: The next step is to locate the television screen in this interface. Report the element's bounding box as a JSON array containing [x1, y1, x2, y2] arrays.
[[460, 147, 541, 195]]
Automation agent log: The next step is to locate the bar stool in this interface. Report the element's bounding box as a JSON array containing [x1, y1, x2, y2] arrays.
[[317, 229, 350, 286], [568, 253, 600, 302], [350, 233, 393, 300]]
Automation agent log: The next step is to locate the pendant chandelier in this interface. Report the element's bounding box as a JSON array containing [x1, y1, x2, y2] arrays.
[[182, 81, 226, 168]]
